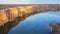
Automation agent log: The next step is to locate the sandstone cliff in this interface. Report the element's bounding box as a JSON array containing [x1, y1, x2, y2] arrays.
[[0, 4, 60, 34]]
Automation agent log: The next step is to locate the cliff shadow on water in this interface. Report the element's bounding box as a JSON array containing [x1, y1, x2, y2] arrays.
[[0, 4, 60, 34]]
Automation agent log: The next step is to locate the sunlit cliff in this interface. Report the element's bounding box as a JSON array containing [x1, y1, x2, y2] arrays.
[[0, 5, 35, 26], [0, 4, 60, 34]]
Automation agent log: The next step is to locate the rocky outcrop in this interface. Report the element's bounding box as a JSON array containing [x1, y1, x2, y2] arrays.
[[0, 6, 34, 34], [0, 10, 8, 26], [0, 4, 60, 34], [0, 6, 34, 26]]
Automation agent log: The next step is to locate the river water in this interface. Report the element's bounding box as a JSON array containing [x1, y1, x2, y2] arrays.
[[8, 11, 60, 34]]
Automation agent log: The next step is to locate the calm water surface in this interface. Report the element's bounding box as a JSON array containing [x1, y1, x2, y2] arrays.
[[8, 11, 60, 34]]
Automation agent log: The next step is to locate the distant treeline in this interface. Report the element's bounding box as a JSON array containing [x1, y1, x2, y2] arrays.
[[0, 4, 60, 11]]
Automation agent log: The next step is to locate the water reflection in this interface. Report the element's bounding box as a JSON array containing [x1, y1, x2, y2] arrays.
[[8, 11, 60, 34]]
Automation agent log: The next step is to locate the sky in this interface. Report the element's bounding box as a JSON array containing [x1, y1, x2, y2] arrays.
[[0, 0, 60, 4]]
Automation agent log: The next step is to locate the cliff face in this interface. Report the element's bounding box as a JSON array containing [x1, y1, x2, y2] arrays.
[[0, 6, 34, 26], [0, 4, 60, 25], [0, 10, 8, 26], [0, 4, 60, 34]]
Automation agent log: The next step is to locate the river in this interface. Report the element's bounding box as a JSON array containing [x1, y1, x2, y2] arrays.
[[8, 11, 60, 34]]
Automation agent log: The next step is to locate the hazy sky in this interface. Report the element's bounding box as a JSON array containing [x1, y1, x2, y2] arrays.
[[0, 0, 60, 4]]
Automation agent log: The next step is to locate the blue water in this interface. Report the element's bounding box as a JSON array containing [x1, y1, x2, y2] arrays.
[[8, 11, 60, 34]]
